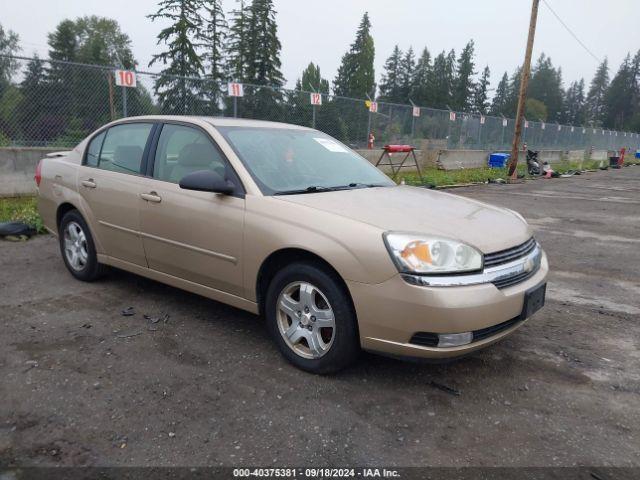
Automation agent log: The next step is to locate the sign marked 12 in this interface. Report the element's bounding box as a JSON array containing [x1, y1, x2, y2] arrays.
[[310, 93, 322, 106]]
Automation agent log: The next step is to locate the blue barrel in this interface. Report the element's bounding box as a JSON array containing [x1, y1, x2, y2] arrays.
[[488, 153, 510, 168]]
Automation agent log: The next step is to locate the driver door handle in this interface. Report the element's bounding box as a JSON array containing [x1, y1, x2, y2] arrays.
[[81, 179, 97, 189], [140, 191, 162, 203]]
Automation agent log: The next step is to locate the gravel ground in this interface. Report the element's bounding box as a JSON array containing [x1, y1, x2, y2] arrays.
[[1, 166, 639, 468]]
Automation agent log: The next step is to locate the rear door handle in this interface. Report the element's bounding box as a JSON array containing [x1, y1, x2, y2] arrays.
[[140, 192, 162, 203], [81, 179, 97, 189]]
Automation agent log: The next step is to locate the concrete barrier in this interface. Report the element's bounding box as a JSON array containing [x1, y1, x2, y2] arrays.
[[436, 150, 488, 170], [567, 150, 586, 162], [590, 149, 609, 161], [0, 147, 61, 197], [538, 150, 564, 164]]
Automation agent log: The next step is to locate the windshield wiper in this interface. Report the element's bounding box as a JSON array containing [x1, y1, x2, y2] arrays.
[[274, 185, 343, 196], [273, 183, 388, 196], [345, 182, 388, 188]]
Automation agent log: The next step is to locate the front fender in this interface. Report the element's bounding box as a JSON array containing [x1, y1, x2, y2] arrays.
[[242, 196, 398, 301]]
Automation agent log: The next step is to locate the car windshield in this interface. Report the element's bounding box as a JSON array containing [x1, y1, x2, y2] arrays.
[[217, 127, 394, 195]]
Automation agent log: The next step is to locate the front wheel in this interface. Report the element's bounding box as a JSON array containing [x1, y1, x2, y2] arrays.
[[265, 262, 360, 374], [58, 209, 106, 281]]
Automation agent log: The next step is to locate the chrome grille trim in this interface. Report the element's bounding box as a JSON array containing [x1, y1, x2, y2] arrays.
[[402, 242, 542, 289]]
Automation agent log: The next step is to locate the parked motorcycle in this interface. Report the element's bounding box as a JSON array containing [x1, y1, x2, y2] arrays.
[[526, 150, 541, 175]]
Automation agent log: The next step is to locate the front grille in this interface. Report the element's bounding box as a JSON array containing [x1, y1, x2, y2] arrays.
[[484, 237, 536, 268], [409, 315, 523, 347], [472, 316, 522, 342], [492, 269, 537, 289]]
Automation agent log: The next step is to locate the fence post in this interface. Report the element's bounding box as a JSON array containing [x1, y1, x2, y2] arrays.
[[233, 97, 238, 118], [312, 104, 316, 129], [107, 72, 116, 121], [122, 86, 128, 117]]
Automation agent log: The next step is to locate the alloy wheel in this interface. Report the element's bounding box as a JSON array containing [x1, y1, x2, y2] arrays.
[[276, 281, 336, 359], [63, 221, 88, 271]]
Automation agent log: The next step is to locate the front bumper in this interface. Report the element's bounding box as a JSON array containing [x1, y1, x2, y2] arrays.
[[347, 250, 549, 359]]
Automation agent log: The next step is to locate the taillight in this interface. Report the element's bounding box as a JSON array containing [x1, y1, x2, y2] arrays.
[[35, 159, 43, 187]]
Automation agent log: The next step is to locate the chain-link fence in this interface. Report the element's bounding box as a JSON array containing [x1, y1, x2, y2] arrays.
[[1, 54, 639, 152]]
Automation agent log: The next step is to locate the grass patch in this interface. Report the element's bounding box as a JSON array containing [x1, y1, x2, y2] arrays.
[[0, 196, 46, 233], [399, 156, 640, 187], [398, 165, 528, 187]]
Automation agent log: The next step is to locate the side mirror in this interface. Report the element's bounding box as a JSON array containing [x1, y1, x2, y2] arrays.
[[179, 170, 235, 195]]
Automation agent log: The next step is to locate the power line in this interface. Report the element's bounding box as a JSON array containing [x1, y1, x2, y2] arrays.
[[541, 0, 601, 63]]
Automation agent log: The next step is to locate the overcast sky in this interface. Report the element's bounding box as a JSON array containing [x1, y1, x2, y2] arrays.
[[3, 0, 638, 96]]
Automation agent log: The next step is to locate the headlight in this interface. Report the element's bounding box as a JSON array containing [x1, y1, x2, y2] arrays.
[[383, 232, 483, 274]]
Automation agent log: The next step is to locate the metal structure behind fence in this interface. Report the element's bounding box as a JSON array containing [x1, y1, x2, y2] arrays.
[[1, 54, 639, 152]]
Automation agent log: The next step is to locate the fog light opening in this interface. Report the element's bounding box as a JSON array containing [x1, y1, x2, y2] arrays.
[[437, 332, 473, 347]]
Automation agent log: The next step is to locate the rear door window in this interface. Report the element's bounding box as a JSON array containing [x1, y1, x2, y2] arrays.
[[98, 123, 153, 175]]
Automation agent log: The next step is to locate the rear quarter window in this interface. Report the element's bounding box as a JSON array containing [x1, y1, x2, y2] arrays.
[[85, 131, 105, 167]]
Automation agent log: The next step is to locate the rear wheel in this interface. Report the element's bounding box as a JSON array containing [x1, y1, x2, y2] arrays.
[[265, 262, 360, 374], [58, 210, 105, 281]]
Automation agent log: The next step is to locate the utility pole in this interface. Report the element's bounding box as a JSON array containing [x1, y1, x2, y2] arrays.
[[507, 0, 540, 181]]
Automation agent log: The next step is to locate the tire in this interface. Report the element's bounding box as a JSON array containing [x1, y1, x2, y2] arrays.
[[265, 262, 360, 374], [58, 209, 106, 282]]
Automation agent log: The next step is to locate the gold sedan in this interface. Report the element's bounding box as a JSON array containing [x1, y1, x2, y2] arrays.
[[36, 116, 548, 373]]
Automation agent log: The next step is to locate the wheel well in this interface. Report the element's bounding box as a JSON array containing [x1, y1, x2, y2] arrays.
[[56, 203, 77, 230], [256, 248, 355, 318]]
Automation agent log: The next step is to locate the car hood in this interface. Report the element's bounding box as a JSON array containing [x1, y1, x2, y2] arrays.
[[274, 185, 532, 253]]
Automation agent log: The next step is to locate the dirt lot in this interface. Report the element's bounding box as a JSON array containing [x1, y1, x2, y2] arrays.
[[1, 167, 639, 468]]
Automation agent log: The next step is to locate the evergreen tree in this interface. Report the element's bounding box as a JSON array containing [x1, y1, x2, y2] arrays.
[[378, 45, 403, 103], [528, 54, 564, 121], [46, 20, 79, 138], [585, 58, 609, 126], [16, 56, 55, 142], [562, 79, 585, 125], [410, 47, 431, 106], [399, 47, 415, 103], [199, 0, 227, 113], [603, 54, 635, 129], [333, 13, 375, 98], [0, 24, 20, 90], [490, 72, 509, 115], [430, 50, 455, 109], [148, 0, 205, 114], [452, 40, 475, 111], [629, 50, 640, 131], [505, 67, 522, 117], [226, 0, 249, 81], [241, 0, 284, 119], [47, 20, 78, 90], [244, 0, 284, 86], [473, 65, 490, 114], [295, 62, 329, 93]]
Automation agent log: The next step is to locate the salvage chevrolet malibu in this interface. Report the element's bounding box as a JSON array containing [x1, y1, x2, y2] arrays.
[[36, 116, 548, 373]]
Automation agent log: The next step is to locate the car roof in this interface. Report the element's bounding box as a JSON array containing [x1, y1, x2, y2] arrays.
[[114, 115, 311, 130]]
